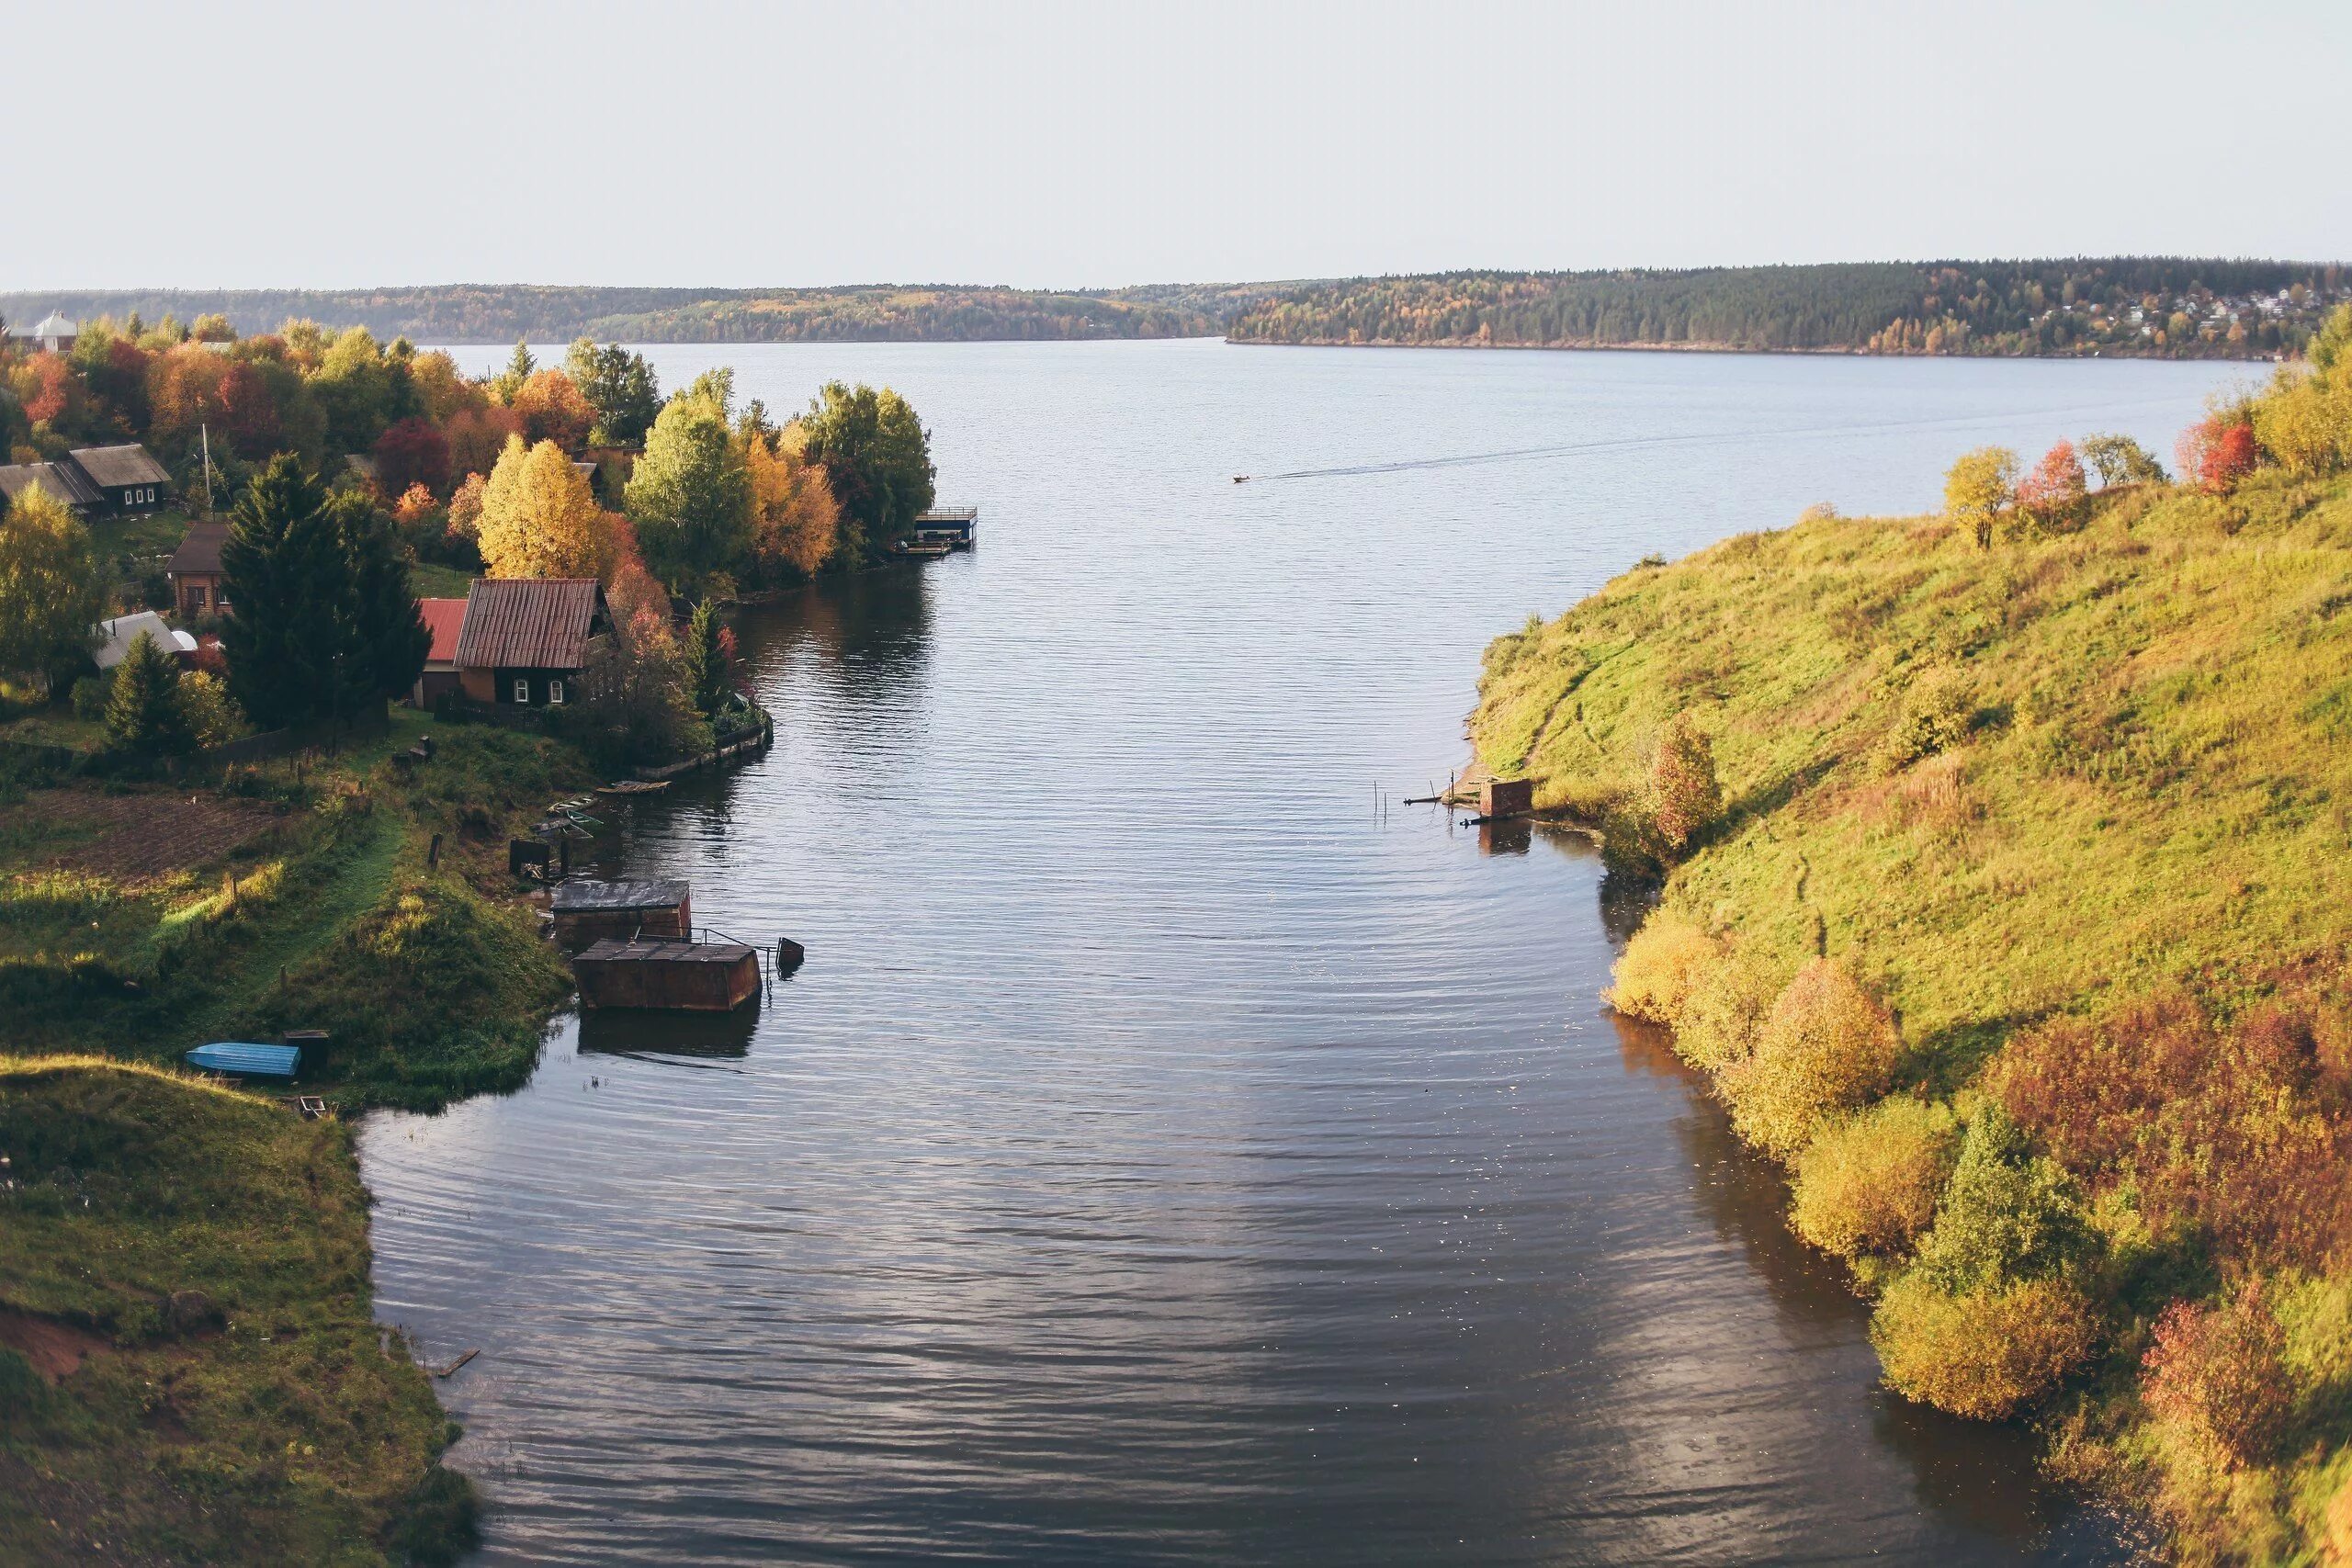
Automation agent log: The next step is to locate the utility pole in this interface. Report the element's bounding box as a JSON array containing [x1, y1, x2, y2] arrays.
[[199, 423, 215, 515]]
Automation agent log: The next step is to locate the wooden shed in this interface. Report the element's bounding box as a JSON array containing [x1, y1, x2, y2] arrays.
[[1480, 777, 1534, 818], [550, 878, 693, 945], [572, 939, 761, 1012]]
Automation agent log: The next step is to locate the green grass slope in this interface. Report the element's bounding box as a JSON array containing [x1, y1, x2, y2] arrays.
[[0, 1059, 471, 1565], [1474, 470, 2352, 1558]]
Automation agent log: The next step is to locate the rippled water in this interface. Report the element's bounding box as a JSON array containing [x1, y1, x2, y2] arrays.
[[366, 342, 2229, 1563]]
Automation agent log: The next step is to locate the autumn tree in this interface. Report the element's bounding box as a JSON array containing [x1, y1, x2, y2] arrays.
[[2177, 416, 2258, 494], [566, 340, 662, 446], [742, 424, 842, 581], [311, 326, 409, 453], [511, 368, 596, 451], [798, 381, 934, 561], [1943, 446, 2018, 547], [2078, 433, 2165, 488], [1647, 714, 1722, 854], [626, 391, 751, 588], [374, 415, 452, 498], [479, 435, 608, 579], [489, 341, 536, 404], [0, 486, 104, 694], [2013, 440, 2087, 529], [444, 405, 526, 486], [189, 312, 236, 343], [409, 349, 485, 423]]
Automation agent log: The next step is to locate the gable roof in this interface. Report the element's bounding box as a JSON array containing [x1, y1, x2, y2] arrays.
[[66, 444, 171, 489], [93, 612, 197, 670], [168, 521, 231, 576], [417, 597, 468, 667], [0, 461, 103, 510], [454, 578, 605, 671]]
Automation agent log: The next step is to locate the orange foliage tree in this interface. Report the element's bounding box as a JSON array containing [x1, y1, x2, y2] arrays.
[[2177, 416, 2259, 494], [2013, 440, 2088, 527], [510, 369, 595, 452], [743, 426, 842, 581]]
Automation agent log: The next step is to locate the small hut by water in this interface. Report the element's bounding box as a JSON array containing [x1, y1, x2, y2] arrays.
[[550, 879, 692, 945], [572, 938, 761, 1012]]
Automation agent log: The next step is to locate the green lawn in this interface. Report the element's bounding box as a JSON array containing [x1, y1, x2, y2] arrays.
[[408, 561, 474, 600]]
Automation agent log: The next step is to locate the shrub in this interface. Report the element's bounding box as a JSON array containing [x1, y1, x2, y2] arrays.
[[2014, 441, 2089, 530], [1721, 958, 1898, 1157], [1911, 1103, 2095, 1292], [2143, 1280, 2292, 1465], [1876, 668, 1973, 773], [1646, 715, 1722, 855], [176, 669, 247, 748], [2080, 433, 2166, 488], [70, 670, 113, 722], [1872, 1272, 2098, 1418], [1791, 1097, 1957, 1261], [2177, 416, 2259, 495], [1606, 912, 1717, 1025], [1674, 937, 1787, 1072]]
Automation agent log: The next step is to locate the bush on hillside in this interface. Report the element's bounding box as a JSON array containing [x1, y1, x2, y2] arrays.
[[1673, 937, 1788, 1072], [2143, 1281, 2293, 1465], [1646, 715, 1723, 855], [1871, 1272, 2099, 1419], [1791, 1097, 1957, 1261], [1911, 1103, 2096, 1292], [1876, 668, 1973, 773], [1606, 912, 1718, 1024], [1721, 957, 1899, 1156]]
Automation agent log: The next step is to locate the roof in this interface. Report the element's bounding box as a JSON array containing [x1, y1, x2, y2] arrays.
[[576, 938, 753, 964], [66, 444, 171, 489], [168, 521, 231, 576], [915, 507, 979, 523], [553, 878, 691, 913], [186, 1043, 301, 1078], [34, 311, 74, 336], [94, 612, 197, 669], [417, 597, 467, 667], [454, 578, 605, 672], [0, 462, 101, 510]]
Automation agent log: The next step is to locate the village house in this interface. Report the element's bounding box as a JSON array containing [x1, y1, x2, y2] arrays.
[[452, 577, 608, 708], [411, 597, 468, 707], [4, 310, 78, 355], [92, 611, 198, 669], [0, 444, 171, 518], [166, 522, 232, 617]]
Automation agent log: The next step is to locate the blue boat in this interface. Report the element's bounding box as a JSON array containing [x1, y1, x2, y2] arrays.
[[187, 1042, 302, 1079]]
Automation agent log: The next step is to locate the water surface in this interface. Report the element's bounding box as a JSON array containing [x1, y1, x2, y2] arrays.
[[368, 342, 2226, 1562]]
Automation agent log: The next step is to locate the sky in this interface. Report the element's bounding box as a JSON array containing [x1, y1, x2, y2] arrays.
[[10, 0, 2344, 290]]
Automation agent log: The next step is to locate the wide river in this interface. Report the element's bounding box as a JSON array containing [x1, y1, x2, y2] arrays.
[[371, 340, 2234, 1563]]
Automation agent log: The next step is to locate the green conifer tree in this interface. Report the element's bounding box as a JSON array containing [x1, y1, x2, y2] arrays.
[[105, 631, 192, 755]]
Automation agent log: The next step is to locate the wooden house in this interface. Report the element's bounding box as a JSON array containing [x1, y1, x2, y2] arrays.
[[167, 522, 232, 617], [63, 445, 171, 515], [0, 460, 101, 513], [453, 578, 609, 708], [5, 311, 78, 355]]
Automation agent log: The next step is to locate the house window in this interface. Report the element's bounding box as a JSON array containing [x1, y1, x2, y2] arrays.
[[548, 680, 565, 705], [514, 678, 530, 704]]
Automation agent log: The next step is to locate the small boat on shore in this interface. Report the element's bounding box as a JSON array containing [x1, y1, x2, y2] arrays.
[[888, 539, 953, 560], [594, 779, 671, 797]]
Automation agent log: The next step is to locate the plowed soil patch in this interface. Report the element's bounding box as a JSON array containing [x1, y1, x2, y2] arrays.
[[19, 790, 281, 885]]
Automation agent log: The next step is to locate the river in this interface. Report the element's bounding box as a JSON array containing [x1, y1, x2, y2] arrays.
[[366, 340, 2231, 1563]]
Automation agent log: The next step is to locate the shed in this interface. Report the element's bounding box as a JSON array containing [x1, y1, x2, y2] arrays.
[[550, 878, 693, 945], [93, 612, 198, 670], [1479, 777, 1534, 818], [187, 1042, 302, 1079], [168, 522, 232, 616], [572, 939, 760, 1012]]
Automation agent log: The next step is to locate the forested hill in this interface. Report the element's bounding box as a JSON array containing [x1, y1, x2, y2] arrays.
[[1227, 259, 2352, 357], [0, 284, 1301, 344]]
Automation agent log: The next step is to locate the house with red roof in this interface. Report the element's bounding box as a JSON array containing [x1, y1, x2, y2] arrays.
[[411, 598, 469, 708]]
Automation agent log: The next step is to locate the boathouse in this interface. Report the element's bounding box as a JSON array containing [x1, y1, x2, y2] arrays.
[[910, 506, 978, 547], [572, 938, 761, 1012], [550, 878, 693, 945]]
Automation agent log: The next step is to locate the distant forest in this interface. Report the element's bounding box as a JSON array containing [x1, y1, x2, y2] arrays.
[[5, 262, 2342, 355], [1225, 260, 2352, 358], [0, 285, 1289, 345]]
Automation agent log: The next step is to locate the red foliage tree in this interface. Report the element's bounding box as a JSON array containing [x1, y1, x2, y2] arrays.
[[373, 415, 452, 498], [2014, 440, 2088, 525], [2143, 1281, 2291, 1463], [17, 353, 76, 425], [219, 360, 282, 458], [2177, 417, 2259, 495], [444, 406, 525, 485]]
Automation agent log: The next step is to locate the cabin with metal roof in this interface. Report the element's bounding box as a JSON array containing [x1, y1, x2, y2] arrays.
[[93, 612, 197, 670], [453, 577, 609, 708], [550, 878, 693, 945], [167, 521, 232, 616]]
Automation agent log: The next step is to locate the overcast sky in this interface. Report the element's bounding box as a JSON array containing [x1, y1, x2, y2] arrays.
[[13, 0, 2342, 290]]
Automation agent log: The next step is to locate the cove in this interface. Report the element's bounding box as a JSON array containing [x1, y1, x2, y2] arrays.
[[360, 339, 2227, 1564]]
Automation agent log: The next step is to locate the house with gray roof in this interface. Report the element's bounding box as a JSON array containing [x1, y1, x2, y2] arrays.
[[0, 445, 171, 519], [4, 310, 78, 354]]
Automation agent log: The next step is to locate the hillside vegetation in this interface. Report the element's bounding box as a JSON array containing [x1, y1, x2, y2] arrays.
[[1475, 458, 2352, 1556], [1231, 258, 2347, 357], [0, 1059, 469, 1565]]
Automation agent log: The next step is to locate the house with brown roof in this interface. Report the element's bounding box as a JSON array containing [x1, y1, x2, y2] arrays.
[[411, 597, 469, 707], [167, 522, 232, 617], [453, 578, 609, 708]]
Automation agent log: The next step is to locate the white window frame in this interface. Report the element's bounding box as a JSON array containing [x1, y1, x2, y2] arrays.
[[513, 678, 530, 704], [548, 679, 565, 705]]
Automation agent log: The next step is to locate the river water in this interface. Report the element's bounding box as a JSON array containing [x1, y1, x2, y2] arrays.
[[368, 341, 2231, 1563]]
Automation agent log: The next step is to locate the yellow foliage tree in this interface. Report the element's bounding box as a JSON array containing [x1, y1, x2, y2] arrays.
[[1722, 957, 1898, 1156], [477, 436, 606, 580], [742, 426, 842, 580], [1943, 446, 2018, 547], [1790, 1097, 1955, 1260]]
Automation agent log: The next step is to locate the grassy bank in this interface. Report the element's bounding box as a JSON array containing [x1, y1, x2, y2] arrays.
[[0, 1058, 470, 1565], [1474, 470, 2352, 1559]]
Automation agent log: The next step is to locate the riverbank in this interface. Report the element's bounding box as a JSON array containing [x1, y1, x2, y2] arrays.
[[0, 713, 607, 1562], [1471, 468, 2352, 1558]]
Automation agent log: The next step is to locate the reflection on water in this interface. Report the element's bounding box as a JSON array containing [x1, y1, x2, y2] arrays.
[[361, 341, 2222, 1565]]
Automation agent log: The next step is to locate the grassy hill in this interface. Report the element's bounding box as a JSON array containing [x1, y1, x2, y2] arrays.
[[1473, 469, 2352, 1557]]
